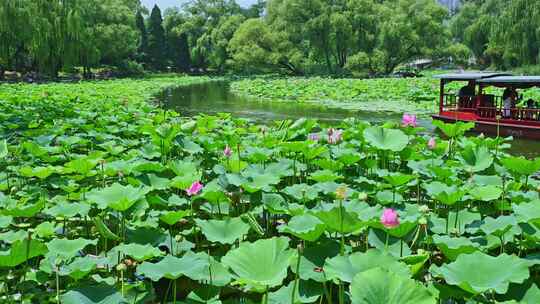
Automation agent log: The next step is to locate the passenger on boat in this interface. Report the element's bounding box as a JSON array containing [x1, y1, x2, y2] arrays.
[[525, 99, 537, 120], [458, 81, 475, 109], [502, 88, 517, 118]]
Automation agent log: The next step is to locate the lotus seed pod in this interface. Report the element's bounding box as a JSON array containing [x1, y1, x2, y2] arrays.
[[419, 205, 430, 213], [116, 263, 127, 272], [336, 185, 348, 200], [174, 234, 182, 242], [418, 217, 427, 225], [358, 192, 368, 201]]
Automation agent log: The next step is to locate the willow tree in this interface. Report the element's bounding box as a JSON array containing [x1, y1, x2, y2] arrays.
[[0, 0, 33, 79]]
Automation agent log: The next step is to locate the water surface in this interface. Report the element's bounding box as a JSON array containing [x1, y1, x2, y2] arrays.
[[159, 81, 540, 157]]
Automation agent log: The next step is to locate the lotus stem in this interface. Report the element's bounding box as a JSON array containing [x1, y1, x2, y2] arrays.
[[55, 263, 60, 304], [384, 230, 389, 252], [173, 279, 177, 304], [291, 245, 302, 304], [338, 199, 345, 255], [264, 285, 269, 304], [322, 280, 333, 304]]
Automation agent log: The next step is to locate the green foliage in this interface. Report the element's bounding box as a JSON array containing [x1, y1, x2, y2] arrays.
[[0, 75, 538, 303], [147, 5, 167, 70]]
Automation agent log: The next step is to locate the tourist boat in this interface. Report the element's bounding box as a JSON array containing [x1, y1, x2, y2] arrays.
[[432, 73, 540, 139]]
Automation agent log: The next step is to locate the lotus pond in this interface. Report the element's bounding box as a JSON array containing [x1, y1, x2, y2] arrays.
[[0, 75, 540, 303]]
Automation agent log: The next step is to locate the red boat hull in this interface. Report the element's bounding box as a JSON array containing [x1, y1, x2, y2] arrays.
[[432, 114, 540, 140]]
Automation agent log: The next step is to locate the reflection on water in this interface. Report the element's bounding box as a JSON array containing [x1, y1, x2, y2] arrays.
[[159, 81, 540, 157]]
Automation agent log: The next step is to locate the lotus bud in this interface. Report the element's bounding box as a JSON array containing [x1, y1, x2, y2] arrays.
[[223, 145, 232, 158], [335, 185, 348, 200], [186, 181, 203, 196], [380, 208, 400, 229], [175, 235, 182, 242], [427, 137, 436, 150], [116, 263, 127, 272]]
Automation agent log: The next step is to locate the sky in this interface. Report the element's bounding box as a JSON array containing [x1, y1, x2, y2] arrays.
[[141, 0, 257, 10]]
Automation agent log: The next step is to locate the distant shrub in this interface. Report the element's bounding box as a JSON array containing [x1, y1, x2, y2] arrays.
[[115, 60, 145, 77]]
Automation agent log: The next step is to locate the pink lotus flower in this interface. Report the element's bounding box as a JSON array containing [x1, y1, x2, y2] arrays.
[[427, 137, 436, 150], [224, 145, 232, 158], [327, 128, 343, 144], [380, 208, 400, 229], [186, 181, 203, 196], [308, 133, 320, 141], [402, 113, 417, 128]]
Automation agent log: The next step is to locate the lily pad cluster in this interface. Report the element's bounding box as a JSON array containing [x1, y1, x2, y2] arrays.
[[0, 76, 539, 303]]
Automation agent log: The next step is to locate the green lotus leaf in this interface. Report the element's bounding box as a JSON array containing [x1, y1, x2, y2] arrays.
[[61, 283, 127, 304], [375, 190, 403, 205], [137, 253, 209, 281], [363, 126, 409, 152], [63, 157, 98, 175], [59, 256, 106, 280], [0, 215, 12, 229], [278, 214, 326, 242], [47, 238, 97, 260], [160, 210, 191, 226], [459, 145, 493, 173], [309, 170, 343, 183], [469, 185, 502, 201], [430, 252, 531, 294], [222, 237, 293, 290], [313, 203, 365, 234], [268, 280, 322, 304], [185, 251, 232, 286], [432, 120, 474, 138], [501, 156, 540, 176], [195, 217, 251, 244], [480, 215, 518, 237], [472, 175, 503, 187], [513, 201, 540, 225], [432, 235, 479, 261], [282, 184, 320, 201], [199, 179, 229, 204], [3, 198, 45, 218], [367, 229, 411, 258], [241, 172, 280, 193], [86, 183, 148, 211], [19, 166, 56, 179], [429, 210, 481, 235], [112, 243, 163, 261], [382, 173, 415, 187], [0, 140, 7, 159], [35, 221, 58, 238], [138, 174, 170, 190], [0, 239, 47, 267], [400, 253, 429, 276], [45, 202, 91, 218], [168, 160, 201, 190], [424, 181, 465, 205], [290, 240, 340, 282], [324, 249, 410, 283], [350, 267, 437, 304]]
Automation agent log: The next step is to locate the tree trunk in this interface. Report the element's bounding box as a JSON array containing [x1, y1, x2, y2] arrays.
[[0, 66, 5, 81]]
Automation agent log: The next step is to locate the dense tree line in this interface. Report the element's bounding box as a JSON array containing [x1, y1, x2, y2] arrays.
[[452, 0, 540, 70], [1, 0, 539, 79]]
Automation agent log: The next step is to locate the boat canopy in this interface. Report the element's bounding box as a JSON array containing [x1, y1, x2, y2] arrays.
[[434, 72, 511, 82], [478, 76, 540, 89]]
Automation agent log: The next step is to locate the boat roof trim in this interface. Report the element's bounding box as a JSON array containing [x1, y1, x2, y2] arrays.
[[434, 72, 512, 81]]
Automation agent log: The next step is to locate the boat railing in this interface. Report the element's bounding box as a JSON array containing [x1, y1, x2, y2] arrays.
[[442, 94, 477, 112], [477, 106, 540, 121]]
